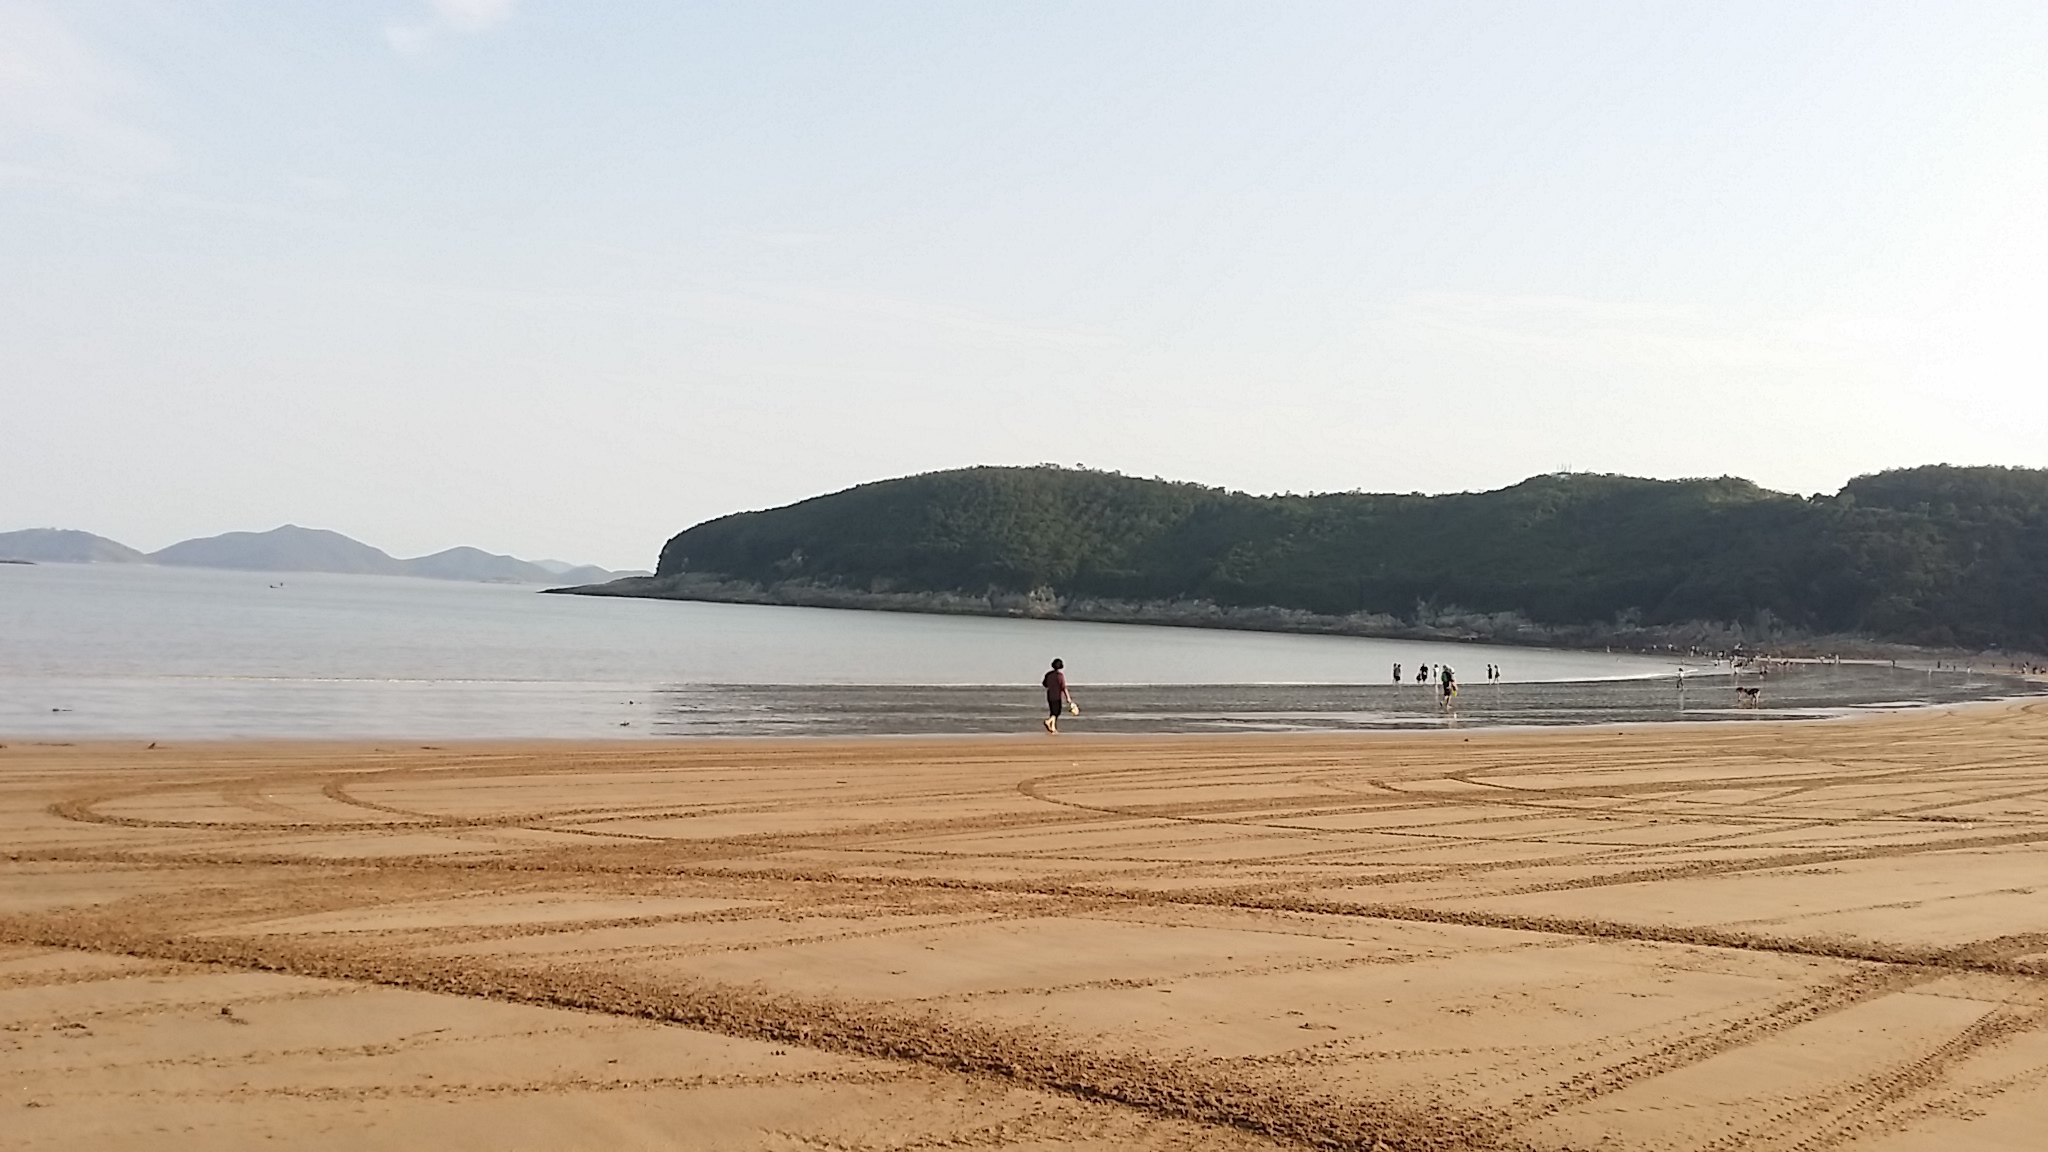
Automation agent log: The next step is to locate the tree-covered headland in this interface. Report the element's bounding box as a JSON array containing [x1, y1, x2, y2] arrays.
[[625, 465, 2048, 653]]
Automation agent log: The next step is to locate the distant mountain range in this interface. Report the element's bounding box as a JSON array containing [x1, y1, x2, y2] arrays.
[[0, 525, 648, 585]]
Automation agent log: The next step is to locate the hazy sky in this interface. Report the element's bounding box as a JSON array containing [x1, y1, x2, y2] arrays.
[[5, 1, 2045, 569]]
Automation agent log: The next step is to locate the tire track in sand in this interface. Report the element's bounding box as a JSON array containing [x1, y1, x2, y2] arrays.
[[0, 914, 1509, 1152]]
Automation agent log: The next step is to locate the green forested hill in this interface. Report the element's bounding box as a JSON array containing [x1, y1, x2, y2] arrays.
[[651, 465, 2048, 651]]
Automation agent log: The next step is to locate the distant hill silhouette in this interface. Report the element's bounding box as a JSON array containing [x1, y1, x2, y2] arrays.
[[404, 545, 548, 583], [398, 545, 621, 585], [548, 565, 623, 585], [152, 525, 401, 574], [0, 524, 647, 585], [0, 528, 147, 564], [610, 464, 2048, 652]]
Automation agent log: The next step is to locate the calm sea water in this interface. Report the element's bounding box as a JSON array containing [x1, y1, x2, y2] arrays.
[[0, 563, 2025, 738]]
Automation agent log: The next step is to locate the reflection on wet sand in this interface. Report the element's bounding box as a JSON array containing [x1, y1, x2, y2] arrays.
[[650, 662, 2036, 736]]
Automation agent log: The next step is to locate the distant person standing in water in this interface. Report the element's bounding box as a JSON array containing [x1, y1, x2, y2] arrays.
[[1393, 662, 1402, 684], [1042, 659, 1075, 733]]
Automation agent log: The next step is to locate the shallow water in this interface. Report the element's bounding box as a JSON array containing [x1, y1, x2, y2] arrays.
[[1, 563, 2029, 738], [666, 665, 2030, 737]]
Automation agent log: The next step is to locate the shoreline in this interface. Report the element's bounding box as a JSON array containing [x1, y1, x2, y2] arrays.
[[555, 573, 2035, 664], [11, 662, 2030, 742], [7, 692, 2040, 751]]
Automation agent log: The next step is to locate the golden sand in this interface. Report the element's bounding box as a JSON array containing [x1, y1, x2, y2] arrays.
[[6, 701, 2048, 1149]]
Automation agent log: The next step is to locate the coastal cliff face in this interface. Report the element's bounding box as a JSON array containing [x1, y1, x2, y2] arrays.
[[609, 464, 2048, 654], [557, 572, 1926, 658]]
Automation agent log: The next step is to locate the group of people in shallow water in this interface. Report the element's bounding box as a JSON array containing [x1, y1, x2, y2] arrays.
[[1036, 655, 1514, 734], [1391, 661, 1505, 712]]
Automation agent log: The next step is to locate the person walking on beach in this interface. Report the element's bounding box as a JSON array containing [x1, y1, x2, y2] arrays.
[[1042, 659, 1075, 733], [1393, 662, 1402, 684], [1439, 664, 1457, 711]]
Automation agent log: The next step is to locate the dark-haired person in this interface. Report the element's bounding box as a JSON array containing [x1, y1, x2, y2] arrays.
[[1042, 659, 1075, 733]]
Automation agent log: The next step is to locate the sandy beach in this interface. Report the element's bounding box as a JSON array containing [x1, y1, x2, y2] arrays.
[[6, 702, 2048, 1150]]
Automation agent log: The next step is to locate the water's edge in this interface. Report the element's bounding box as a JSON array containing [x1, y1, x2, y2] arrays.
[[557, 574, 1980, 661], [9, 668, 2034, 741]]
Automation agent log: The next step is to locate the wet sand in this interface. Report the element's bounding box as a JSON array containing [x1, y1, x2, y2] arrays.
[[6, 702, 2048, 1149], [641, 663, 2037, 736]]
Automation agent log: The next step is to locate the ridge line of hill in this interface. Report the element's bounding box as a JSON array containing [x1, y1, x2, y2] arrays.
[[0, 526, 648, 586], [555, 463, 2048, 656]]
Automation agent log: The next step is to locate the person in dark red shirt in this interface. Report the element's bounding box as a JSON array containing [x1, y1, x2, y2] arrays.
[[1042, 659, 1074, 733]]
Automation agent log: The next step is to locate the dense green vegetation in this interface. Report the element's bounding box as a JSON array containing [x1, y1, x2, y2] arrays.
[[655, 465, 2048, 651]]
